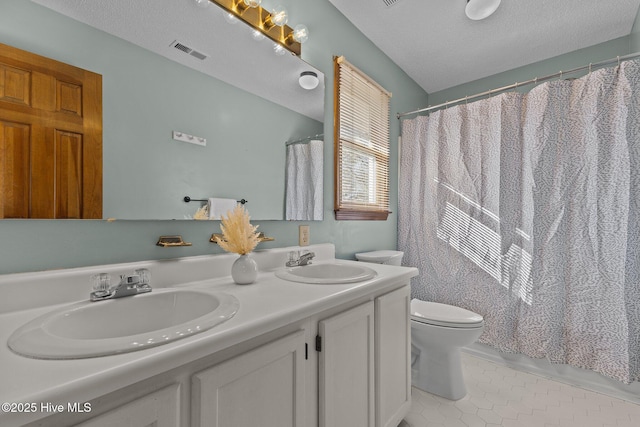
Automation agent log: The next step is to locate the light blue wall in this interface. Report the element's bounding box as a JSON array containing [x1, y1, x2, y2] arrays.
[[0, 0, 428, 274], [632, 4, 640, 53], [429, 33, 638, 106]]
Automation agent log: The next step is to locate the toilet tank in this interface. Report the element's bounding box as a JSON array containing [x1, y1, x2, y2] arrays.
[[355, 250, 404, 266]]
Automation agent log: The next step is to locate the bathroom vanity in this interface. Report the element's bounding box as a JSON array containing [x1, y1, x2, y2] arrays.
[[0, 244, 417, 427]]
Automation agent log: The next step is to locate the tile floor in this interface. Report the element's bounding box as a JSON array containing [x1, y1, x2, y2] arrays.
[[400, 353, 640, 427]]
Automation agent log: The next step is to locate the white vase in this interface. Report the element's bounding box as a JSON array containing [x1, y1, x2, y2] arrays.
[[231, 253, 258, 285]]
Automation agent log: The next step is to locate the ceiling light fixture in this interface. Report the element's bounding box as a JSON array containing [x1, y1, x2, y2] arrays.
[[465, 0, 501, 21], [299, 71, 319, 90], [202, 0, 306, 56]]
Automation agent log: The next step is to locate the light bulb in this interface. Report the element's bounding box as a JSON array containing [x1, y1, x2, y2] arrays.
[[194, 0, 210, 8], [292, 24, 309, 44], [465, 0, 501, 21], [273, 43, 286, 56], [271, 6, 288, 27], [251, 29, 265, 41]]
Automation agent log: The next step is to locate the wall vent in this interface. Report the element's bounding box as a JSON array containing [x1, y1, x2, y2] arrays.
[[170, 40, 208, 60], [383, 0, 401, 7]]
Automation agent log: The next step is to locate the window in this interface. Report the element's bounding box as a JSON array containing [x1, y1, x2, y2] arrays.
[[334, 56, 391, 220]]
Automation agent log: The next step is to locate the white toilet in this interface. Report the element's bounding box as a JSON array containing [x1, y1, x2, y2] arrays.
[[355, 250, 483, 400], [410, 299, 484, 400]]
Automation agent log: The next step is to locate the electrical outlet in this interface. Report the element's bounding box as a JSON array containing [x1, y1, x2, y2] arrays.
[[299, 225, 310, 246]]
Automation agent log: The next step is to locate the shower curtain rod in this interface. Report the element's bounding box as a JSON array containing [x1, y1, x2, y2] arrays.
[[397, 51, 640, 119], [285, 133, 324, 146]]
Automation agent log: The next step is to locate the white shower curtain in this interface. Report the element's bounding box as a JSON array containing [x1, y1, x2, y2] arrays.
[[399, 59, 640, 383], [285, 139, 323, 220]]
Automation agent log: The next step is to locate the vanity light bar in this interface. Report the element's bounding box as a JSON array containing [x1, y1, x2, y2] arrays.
[[208, 0, 301, 56]]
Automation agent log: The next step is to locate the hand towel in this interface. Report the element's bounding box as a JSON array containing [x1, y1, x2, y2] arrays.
[[208, 198, 238, 220]]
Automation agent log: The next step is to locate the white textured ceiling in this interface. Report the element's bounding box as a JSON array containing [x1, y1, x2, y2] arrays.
[[328, 0, 640, 93], [30, 0, 325, 121]]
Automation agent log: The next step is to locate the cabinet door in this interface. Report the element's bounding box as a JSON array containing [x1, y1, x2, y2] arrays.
[[375, 285, 411, 427], [319, 301, 375, 427], [192, 330, 306, 427], [75, 384, 180, 427]]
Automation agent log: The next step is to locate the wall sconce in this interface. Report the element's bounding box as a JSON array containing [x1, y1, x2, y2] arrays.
[[299, 71, 319, 90], [203, 0, 306, 56]]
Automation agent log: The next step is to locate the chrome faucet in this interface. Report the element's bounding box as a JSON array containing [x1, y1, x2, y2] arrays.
[[286, 251, 316, 267], [90, 269, 152, 301]]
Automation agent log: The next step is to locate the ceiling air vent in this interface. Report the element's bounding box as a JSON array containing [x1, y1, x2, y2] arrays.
[[383, 0, 401, 7], [170, 40, 208, 60]]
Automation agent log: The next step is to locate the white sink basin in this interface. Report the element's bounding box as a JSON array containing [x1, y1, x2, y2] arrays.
[[275, 262, 377, 284], [8, 288, 239, 359]]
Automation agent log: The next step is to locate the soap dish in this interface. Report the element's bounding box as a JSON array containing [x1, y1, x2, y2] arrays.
[[156, 235, 192, 247]]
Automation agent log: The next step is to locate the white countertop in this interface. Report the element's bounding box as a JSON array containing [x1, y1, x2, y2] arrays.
[[0, 244, 417, 426]]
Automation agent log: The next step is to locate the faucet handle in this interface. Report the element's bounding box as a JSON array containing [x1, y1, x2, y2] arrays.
[[91, 273, 111, 297], [91, 273, 111, 291], [286, 250, 301, 267], [134, 268, 151, 285]]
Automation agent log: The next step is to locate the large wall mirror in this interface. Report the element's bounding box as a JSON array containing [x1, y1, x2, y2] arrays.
[[23, 0, 325, 220]]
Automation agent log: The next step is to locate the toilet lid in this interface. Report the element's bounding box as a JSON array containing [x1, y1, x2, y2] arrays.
[[355, 250, 403, 263], [410, 299, 483, 328]]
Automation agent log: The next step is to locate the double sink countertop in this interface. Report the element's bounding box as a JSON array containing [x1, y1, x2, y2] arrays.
[[0, 243, 417, 426]]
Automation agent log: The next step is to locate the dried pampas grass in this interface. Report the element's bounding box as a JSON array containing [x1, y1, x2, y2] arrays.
[[193, 204, 209, 220], [215, 205, 260, 255]]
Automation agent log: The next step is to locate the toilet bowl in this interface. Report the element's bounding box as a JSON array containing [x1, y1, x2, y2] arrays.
[[410, 299, 484, 400], [355, 250, 404, 266]]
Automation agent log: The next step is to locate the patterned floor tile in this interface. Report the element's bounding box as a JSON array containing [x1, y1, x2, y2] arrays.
[[401, 353, 640, 427]]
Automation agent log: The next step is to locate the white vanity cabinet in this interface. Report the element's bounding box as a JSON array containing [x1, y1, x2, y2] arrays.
[[319, 301, 375, 427], [7, 257, 415, 427], [374, 286, 412, 427], [191, 283, 411, 427], [317, 285, 411, 427], [191, 330, 307, 427]]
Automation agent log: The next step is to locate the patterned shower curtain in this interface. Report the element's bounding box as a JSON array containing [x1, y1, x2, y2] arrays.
[[399, 59, 640, 383]]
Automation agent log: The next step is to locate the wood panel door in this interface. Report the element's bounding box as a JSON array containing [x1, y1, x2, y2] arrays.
[[0, 43, 102, 218]]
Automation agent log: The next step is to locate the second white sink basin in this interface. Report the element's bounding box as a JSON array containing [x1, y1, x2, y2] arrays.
[[275, 262, 377, 284], [8, 288, 239, 359]]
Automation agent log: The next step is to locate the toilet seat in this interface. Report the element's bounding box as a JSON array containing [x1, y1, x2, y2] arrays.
[[411, 299, 483, 329]]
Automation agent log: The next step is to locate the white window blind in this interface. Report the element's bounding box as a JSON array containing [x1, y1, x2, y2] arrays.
[[334, 56, 391, 220]]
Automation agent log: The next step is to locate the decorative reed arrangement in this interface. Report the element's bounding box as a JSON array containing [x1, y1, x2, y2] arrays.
[[214, 205, 260, 255]]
